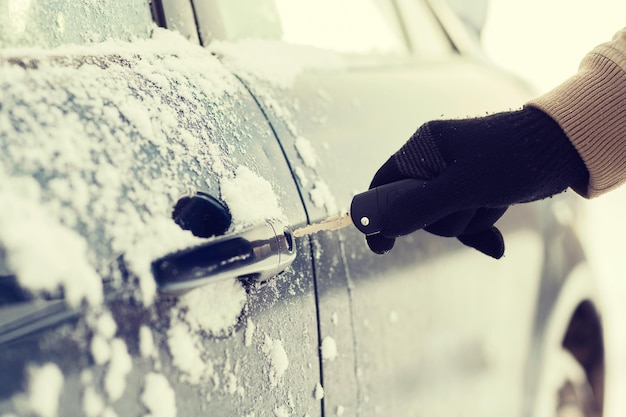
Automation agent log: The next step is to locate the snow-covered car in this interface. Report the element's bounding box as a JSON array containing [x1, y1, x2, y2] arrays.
[[0, 1, 604, 416]]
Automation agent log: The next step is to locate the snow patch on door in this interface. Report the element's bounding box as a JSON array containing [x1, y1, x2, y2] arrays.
[[221, 166, 286, 228]]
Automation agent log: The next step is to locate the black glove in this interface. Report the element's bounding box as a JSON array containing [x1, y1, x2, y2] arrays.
[[366, 106, 589, 258]]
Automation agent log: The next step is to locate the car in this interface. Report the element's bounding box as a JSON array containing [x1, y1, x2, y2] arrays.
[[0, 0, 605, 416]]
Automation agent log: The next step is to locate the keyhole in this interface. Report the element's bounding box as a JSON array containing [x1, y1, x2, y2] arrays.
[[172, 192, 232, 238]]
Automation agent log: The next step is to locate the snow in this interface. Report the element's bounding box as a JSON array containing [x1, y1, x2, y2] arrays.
[[90, 334, 111, 365], [27, 363, 64, 417], [175, 278, 247, 338], [294, 166, 309, 188], [0, 27, 263, 306], [139, 326, 156, 359], [82, 386, 105, 417], [244, 318, 256, 347], [314, 383, 325, 400], [295, 137, 318, 168], [96, 312, 117, 339], [1, 31, 290, 416], [309, 180, 338, 215], [87, 310, 138, 405], [141, 373, 177, 417], [104, 338, 133, 401], [167, 321, 207, 384], [90, 310, 123, 370], [0, 44, 298, 416], [270, 339, 290, 385], [0, 174, 102, 306], [220, 166, 285, 227], [263, 336, 290, 386], [5, 26, 307, 413], [221, 357, 244, 396], [321, 336, 338, 362]]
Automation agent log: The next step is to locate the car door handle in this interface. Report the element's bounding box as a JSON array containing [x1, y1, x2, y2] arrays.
[[152, 221, 296, 295]]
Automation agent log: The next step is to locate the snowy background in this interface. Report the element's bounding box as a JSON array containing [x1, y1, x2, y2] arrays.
[[482, 2, 626, 415]]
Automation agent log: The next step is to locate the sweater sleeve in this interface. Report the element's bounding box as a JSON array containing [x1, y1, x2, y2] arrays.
[[527, 27, 626, 198]]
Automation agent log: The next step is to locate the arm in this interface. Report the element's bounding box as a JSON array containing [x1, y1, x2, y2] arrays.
[[365, 29, 626, 257], [529, 27, 626, 197]]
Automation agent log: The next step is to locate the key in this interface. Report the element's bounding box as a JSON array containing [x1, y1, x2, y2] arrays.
[[292, 212, 353, 237], [292, 178, 426, 237]]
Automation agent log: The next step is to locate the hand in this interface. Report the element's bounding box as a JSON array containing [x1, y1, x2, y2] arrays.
[[366, 106, 588, 258]]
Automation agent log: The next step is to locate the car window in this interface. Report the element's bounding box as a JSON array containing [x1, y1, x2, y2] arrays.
[[0, 0, 153, 49], [274, 0, 405, 54], [197, 0, 407, 54]]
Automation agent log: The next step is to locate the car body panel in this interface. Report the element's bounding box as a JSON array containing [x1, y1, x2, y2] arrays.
[[0, 29, 321, 417]]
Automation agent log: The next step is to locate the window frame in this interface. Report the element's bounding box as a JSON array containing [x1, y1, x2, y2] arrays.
[[188, 0, 412, 57]]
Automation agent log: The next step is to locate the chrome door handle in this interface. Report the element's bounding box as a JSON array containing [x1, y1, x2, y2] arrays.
[[152, 221, 296, 295]]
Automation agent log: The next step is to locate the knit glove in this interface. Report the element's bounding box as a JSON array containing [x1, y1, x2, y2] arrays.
[[366, 106, 588, 258]]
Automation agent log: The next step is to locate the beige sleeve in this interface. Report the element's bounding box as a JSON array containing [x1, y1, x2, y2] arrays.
[[527, 27, 626, 198]]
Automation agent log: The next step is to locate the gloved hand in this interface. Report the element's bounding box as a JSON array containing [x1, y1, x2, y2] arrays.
[[366, 106, 589, 258]]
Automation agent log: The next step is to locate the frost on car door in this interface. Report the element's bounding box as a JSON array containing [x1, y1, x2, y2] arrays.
[[0, 12, 321, 417]]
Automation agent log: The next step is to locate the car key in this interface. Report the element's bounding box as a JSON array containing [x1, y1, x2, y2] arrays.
[[292, 212, 353, 237], [293, 178, 426, 237]]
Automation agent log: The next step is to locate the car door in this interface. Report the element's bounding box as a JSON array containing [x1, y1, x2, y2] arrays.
[[194, 0, 558, 416], [0, 2, 322, 417]]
